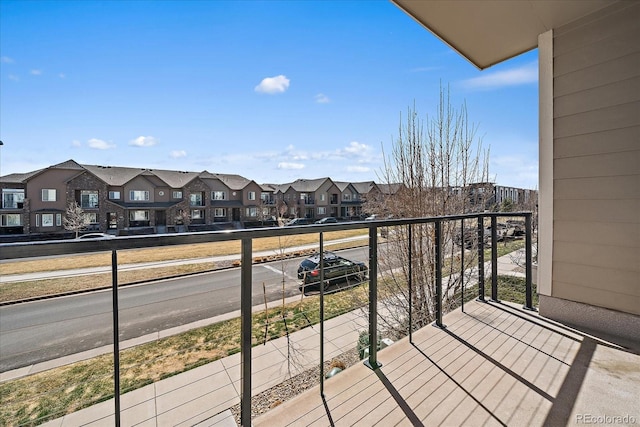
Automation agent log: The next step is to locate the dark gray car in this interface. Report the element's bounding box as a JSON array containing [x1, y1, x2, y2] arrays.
[[297, 252, 368, 292]]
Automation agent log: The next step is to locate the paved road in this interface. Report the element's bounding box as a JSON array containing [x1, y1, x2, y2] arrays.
[[0, 247, 370, 372]]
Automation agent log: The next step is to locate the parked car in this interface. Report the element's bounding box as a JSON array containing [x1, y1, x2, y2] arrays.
[[77, 233, 115, 239], [297, 252, 368, 292], [315, 217, 337, 224], [285, 218, 309, 226], [365, 214, 378, 221]]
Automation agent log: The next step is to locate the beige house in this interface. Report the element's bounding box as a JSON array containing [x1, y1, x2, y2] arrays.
[[393, 0, 639, 341]]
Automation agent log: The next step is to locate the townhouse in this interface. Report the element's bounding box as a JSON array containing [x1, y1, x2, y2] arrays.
[[0, 160, 535, 239]]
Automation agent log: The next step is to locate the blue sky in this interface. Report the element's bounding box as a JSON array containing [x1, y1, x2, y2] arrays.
[[0, 0, 539, 189]]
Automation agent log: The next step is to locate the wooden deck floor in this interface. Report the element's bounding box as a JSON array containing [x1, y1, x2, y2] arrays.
[[253, 300, 640, 426]]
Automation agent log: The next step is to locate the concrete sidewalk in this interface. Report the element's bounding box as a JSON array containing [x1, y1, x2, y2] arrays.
[[13, 247, 529, 426]]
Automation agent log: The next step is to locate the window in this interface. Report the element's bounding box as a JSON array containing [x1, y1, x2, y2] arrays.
[[212, 191, 226, 200], [261, 192, 270, 202], [172, 191, 183, 199], [318, 207, 326, 215], [108, 191, 121, 200], [130, 190, 149, 201], [129, 210, 149, 221], [300, 193, 307, 200], [42, 213, 54, 227], [80, 191, 99, 208], [190, 193, 203, 206], [320, 194, 326, 201], [1, 214, 21, 226], [191, 209, 203, 219], [245, 207, 257, 217], [290, 207, 296, 215], [42, 189, 57, 202], [84, 212, 98, 223], [248, 191, 256, 201], [214, 208, 226, 217], [2, 189, 25, 208], [343, 193, 351, 201]]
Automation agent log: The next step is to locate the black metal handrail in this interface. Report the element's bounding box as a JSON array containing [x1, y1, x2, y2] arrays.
[[0, 211, 533, 427]]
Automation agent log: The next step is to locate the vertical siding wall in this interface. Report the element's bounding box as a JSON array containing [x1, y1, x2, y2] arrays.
[[552, 2, 640, 315]]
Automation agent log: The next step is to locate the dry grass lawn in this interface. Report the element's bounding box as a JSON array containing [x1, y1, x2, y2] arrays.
[[1, 230, 366, 275]]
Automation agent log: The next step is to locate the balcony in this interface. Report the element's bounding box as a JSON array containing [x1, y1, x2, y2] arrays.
[[1, 213, 637, 426]]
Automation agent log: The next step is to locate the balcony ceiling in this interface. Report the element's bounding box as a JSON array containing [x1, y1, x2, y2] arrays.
[[391, 0, 616, 69]]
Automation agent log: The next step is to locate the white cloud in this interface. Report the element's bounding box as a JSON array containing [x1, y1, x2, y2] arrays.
[[170, 150, 187, 158], [88, 138, 115, 150], [71, 140, 82, 147], [343, 141, 370, 155], [255, 75, 290, 94], [8, 74, 19, 81], [315, 93, 330, 103], [277, 162, 305, 170], [460, 62, 537, 90], [1, 56, 14, 64], [30, 69, 42, 76], [129, 136, 158, 147]]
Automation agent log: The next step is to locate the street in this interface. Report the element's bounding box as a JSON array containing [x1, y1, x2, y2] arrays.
[[0, 247, 370, 372]]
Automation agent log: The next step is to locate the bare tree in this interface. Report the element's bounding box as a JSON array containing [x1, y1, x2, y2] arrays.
[[64, 202, 90, 238], [366, 84, 491, 337]]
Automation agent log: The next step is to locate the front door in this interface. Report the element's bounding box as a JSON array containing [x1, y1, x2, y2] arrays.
[[232, 208, 241, 221], [156, 210, 166, 226]]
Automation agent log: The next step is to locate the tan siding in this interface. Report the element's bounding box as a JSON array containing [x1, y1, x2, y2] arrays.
[[554, 76, 640, 118], [554, 220, 639, 249], [554, 52, 640, 98], [555, 262, 640, 296], [554, 23, 640, 77], [552, 2, 640, 315], [553, 3, 640, 56], [555, 176, 640, 200], [554, 199, 639, 223], [553, 280, 640, 316], [554, 101, 640, 139], [554, 126, 640, 158], [554, 241, 639, 272], [554, 150, 640, 179]]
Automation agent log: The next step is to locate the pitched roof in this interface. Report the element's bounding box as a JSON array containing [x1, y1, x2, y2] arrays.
[[0, 169, 43, 184], [334, 181, 354, 192], [82, 164, 146, 186], [288, 177, 332, 192], [351, 181, 377, 194], [200, 172, 252, 191]]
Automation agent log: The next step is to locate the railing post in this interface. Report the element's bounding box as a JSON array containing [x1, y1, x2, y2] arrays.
[[111, 250, 121, 427], [319, 233, 325, 395], [477, 215, 485, 302], [364, 226, 381, 370], [240, 238, 252, 426], [408, 224, 413, 343], [434, 220, 446, 329], [524, 213, 536, 311], [490, 215, 499, 302], [460, 219, 465, 313]]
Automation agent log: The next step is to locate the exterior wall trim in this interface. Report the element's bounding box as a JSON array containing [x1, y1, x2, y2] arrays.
[[538, 29, 553, 297]]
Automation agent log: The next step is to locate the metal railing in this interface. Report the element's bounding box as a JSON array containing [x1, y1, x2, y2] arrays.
[[0, 211, 533, 426]]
